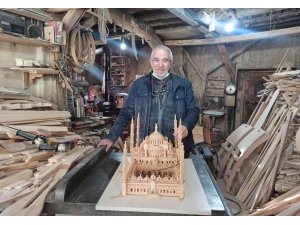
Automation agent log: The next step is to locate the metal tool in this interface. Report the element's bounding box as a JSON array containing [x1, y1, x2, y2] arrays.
[[48, 137, 77, 152], [0, 123, 56, 151]]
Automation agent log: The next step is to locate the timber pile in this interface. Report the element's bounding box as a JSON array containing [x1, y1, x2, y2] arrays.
[[0, 89, 98, 215], [218, 69, 300, 214], [0, 87, 57, 110], [0, 110, 70, 136], [0, 144, 95, 216]]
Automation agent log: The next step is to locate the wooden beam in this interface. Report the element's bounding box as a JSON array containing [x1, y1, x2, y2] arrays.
[[167, 9, 217, 37], [147, 19, 185, 28], [109, 9, 162, 49], [137, 12, 176, 22], [164, 26, 300, 46], [207, 40, 260, 75], [217, 44, 235, 77], [156, 26, 198, 35], [62, 9, 86, 34]]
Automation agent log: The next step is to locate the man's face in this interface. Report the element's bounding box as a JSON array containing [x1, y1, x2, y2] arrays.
[[150, 49, 171, 78]]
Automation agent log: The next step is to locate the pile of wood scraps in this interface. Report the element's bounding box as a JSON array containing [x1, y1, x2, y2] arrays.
[[218, 69, 300, 214], [275, 130, 300, 194], [0, 87, 58, 110], [0, 93, 102, 215], [0, 143, 96, 216], [0, 110, 71, 140]]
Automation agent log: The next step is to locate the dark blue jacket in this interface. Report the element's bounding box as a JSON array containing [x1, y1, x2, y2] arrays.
[[107, 72, 200, 152]]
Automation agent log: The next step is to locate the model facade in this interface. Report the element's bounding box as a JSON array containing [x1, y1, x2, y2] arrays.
[[122, 114, 185, 199]]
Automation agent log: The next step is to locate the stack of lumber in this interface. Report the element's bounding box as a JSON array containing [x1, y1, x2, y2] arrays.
[[218, 69, 300, 214], [250, 185, 300, 216], [0, 87, 57, 110], [0, 144, 95, 216], [275, 141, 300, 194], [0, 110, 70, 137], [0, 88, 99, 215]]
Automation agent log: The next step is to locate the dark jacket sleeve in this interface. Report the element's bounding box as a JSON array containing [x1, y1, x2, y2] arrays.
[[106, 82, 136, 143], [182, 79, 201, 131]]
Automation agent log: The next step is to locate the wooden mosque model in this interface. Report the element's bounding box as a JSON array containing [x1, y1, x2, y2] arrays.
[[122, 114, 185, 199]]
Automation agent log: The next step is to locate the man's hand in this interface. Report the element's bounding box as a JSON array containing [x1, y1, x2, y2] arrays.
[[173, 125, 188, 140], [97, 139, 113, 152]]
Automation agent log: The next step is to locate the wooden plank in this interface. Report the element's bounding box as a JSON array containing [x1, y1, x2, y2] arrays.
[[0, 169, 33, 189], [9, 67, 59, 75], [0, 125, 68, 134], [254, 89, 280, 129], [0, 177, 52, 215], [62, 146, 94, 167], [277, 201, 300, 216], [34, 162, 62, 185], [0, 161, 39, 172], [164, 26, 300, 46], [25, 152, 54, 163], [0, 33, 56, 47], [0, 188, 34, 206]]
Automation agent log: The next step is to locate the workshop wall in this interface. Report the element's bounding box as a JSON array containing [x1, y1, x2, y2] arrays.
[[0, 42, 65, 108], [128, 35, 300, 139]]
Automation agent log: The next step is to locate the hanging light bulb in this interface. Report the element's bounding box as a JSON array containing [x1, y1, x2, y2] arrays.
[[120, 35, 127, 50], [224, 22, 235, 33], [224, 10, 237, 33]]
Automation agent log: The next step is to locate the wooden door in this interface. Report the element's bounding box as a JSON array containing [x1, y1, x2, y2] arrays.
[[235, 69, 275, 128]]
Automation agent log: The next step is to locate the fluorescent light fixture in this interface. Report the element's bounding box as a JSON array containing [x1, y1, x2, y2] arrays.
[[225, 22, 235, 33]]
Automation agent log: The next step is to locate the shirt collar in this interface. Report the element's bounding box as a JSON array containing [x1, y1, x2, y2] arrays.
[[152, 72, 170, 80]]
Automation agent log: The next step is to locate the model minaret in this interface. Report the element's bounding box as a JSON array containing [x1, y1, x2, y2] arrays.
[[178, 119, 184, 199], [174, 115, 178, 148], [136, 113, 140, 148], [130, 117, 134, 151], [122, 141, 128, 196]]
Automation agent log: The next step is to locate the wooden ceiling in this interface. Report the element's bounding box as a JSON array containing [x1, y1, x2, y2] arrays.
[[118, 8, 300, 41], [45, 8, 300, 47]]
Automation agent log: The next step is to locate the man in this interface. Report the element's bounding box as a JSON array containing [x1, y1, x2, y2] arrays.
[[98, 45, 200, 158]]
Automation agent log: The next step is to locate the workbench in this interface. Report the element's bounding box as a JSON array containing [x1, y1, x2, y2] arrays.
[[43, 149, 232, 216]]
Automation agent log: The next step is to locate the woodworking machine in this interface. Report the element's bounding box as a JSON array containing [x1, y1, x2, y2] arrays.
[[43, 148, 232, 216]]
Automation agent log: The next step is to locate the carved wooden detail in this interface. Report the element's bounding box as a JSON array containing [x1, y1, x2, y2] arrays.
[[122, 114, 185, 199]]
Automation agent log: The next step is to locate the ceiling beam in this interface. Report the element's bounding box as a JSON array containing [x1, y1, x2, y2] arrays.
[[147, 19, 185, 28], [155, 26, 198, 34], [236, 8, 285, 18], [136, 12, 177, 22], [167, 8, 217, 37], [109, 9, 162, 49], [164, 26, 300, 46]]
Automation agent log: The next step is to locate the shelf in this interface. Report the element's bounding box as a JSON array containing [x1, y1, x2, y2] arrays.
[[0, 33, 58, 47], [10, 67, 59, 74], [111, 53, 126, 86]]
